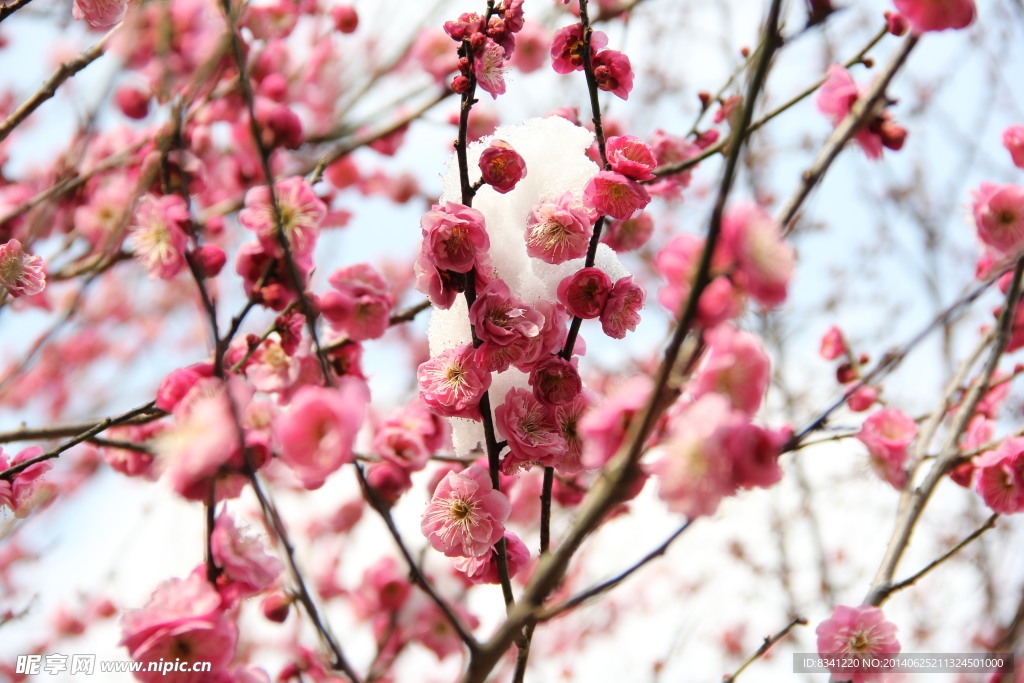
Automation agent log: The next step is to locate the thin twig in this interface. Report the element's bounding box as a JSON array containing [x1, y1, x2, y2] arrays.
[[0, 401, 159, 480], [878, 514, 999, 601], [721, 616, 808, 683], [0, 0, 33, 22], [0, 24, 121, 144]]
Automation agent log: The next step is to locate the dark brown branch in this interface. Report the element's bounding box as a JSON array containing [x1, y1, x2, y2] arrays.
[[0, 24, 120, 144], [0, 0, 33, 22]]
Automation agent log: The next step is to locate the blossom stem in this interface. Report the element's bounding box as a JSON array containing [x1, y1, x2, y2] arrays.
[[721, 616, 808, 683], [878, 514, 998, 601], [219, 0, 334, 388], [865, 258, 1024, 606], [462, 5, 784, 681], [776, 33, 918, 234], [354, 464, 481, 652]]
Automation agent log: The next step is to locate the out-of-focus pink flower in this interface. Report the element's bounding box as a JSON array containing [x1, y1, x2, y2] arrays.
[[606, 135, 656, 181], [815, 605, 900, 683], [525, 191, 594, 264], [496, 388, 568, 472], [857, 408, 916, 489], [602, 213, 654, 252], [510, 21, 548, 73], [0, 239, 46, 298], [819, 325, 847, 360], [691, 324, 771, 416], [321, 263, 395, 342], [371, 425, 430, 472], [72, 0, 127, 28], [155, 363, 214, 412], [600, 276, 644, 339], [816, 65, 907, 160], [647, 129, 702, 198], [120, 571, 238, 683], [273, 379, 369, 490], [239, 177, 325, 259], [409, 598, 480, 660], [421, 464, 510, 558], [212, 513, 283, 603], [474, 38, 508, 98], [529, 355, 582, 406], [971, 182, 1024, 256], [0, 447, 52, 518], [584, 170, 650, 220], [452, 531, 530, 584], [417, 344, 492, 420], [130, 195, 190, 280], [592, 49, 634, 100], [893, 0, 975, 33], [1003, 125, 1024, 169], [720, 203, 794, 308], [153, 379, 243, 501], [847, 385, 879, 412], [558, 267, 612, 319], [650, 395, 784, 518], [580, 375, 653, 469], [366, 461, 413, 506], [974, 436, 1024, 513], [410, 29, 460, 82], [478, 140, 527, 193], [420, 202, 490, 273], [331, 4, 358, 32], [550, 23, 607, 74]]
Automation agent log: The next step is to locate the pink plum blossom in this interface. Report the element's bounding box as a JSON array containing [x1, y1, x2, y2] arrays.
[[558, 267, 612, 319], [153, 379, 244, 501], [273, 379, 369, 490], [524, 191, 594, 264], [0, 239, 46, 298], [554, 392, 590, 474], [420, 202, 490, 273], [816, 605, 901, 683], [0, 447, 52, 518], [239, 176, 325, 259], [691, 324, 771, 416], [583, 170, 650, 220], [816, 64, 907, 160], [470, 280, 542, 350], [602, 213, 654, 252], [580, 375, 653, 470], [550, 23, 607, 74], [606, 135, 657, 181], [1003, 125, 1024, 169], [451, 531, 530, 584], [650, 395, 785, 518], [971, 182, 1024, 256], [473, 38, 508, 98], [72, 0, 127, 28], [130, 194, 190, 280], [417, 344, 492, 420], [496, 388, 568, 472], [893, 0, 976, 33], [120, 570, 238, 682], [647, 129, 702, 198], [320, 263, 395, 342], [592, 49, 634, 100], [819, 325, 847, 360], [478, 140, 527, 193], [857, 408, 917, 489], [421, 464, 510, 557], [720, 202, 794, 307], [600, 276, 645, 339], [974, 436, 1024, 513], [529, 355, 582, 406], [212, 513, 283, 603]]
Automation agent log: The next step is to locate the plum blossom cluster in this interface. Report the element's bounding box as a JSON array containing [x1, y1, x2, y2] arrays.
[[444, 1, 525, 97], [655, 202, 794, 327], [816, 64, 907, 160], [649, 325, 789, 518], [551, 21, 634, 100]]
